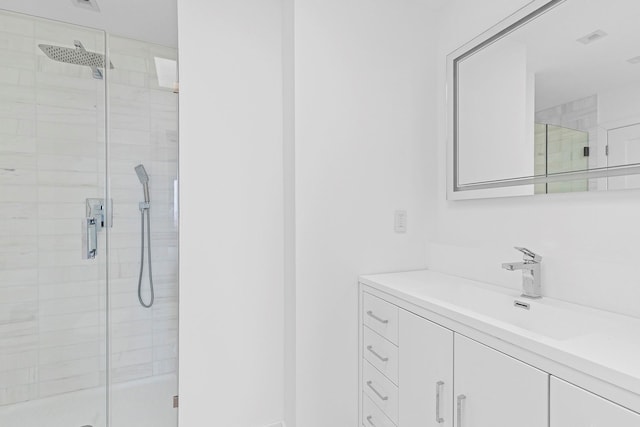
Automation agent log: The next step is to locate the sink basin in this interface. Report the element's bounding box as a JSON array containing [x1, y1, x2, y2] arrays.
[[361, 270, 615, 341]]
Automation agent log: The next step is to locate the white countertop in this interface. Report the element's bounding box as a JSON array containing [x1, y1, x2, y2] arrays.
[[360, 269, 640, 402]]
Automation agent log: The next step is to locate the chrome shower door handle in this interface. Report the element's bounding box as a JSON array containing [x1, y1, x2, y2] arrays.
[[365, 415, 377, 426], [83, 217, 98, 259], [436, 381, 445, 423], [457, 394, 466, 427]]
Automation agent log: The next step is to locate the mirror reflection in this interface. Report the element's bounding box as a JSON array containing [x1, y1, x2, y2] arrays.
[[454, 0, 640, 195]]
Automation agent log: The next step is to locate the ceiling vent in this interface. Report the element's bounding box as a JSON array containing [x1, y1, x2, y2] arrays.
[[72, 0, 100, 12], [576, 30, 607, 45]]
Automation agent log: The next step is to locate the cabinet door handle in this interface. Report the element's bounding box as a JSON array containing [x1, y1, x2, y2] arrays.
[[366, 380, 389, 401], [366, 310, 389, 324], [366, 415, 376, 426], [366, 345, 389, 362], [457, 394, 466, 427], [435, 381, 444, 423]]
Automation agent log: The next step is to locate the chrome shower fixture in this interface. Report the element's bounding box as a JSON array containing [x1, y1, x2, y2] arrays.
[[135, 164, 154, 308], [38, 40, 114, 79], [135, 164, 150, 203]]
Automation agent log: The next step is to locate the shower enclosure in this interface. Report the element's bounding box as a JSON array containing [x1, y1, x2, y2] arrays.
[[0, 10, 178, 427]]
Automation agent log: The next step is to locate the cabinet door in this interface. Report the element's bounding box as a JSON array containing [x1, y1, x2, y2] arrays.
[[454, 334, 548, 427], [551, 377, 640, 426], [399, 310, 454, 427]]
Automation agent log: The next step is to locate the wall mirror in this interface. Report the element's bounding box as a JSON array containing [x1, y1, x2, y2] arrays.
[[447, 0, 640, 199]]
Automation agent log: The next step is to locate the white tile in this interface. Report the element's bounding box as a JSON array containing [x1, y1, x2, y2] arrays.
[[0, 14, 35, 36], [0, 134, 37, 153], [0, 167, 37, 186], [37, 154, 99, 173], [0, 383, 38, 406], [110, 363, 152, 384], [39, 341, 100, 365], [37, 120, 98, 142], [0, 100, 36, 120], [109, 306, 152, 324], [0, 152, 37, 170], [0, 269, 37, 287], [36, 71, 100, 91], [0, 350, 37, 372], [109, 319, 152, 338], [38, 265, 99, 285], [0, 50, 36, 70], [0, 285, 37, 304], [39, 356, 101, 382], [110, 348, 152, 369], [0, 333, 37, 355], [39, 325, 101, 348], [38, 372, 100, 398], [39, 311, 100, 333], [39, 281, 98, 301], [109, 334, 152, 354], [39, 295, 100, 317], [0, 203, 37, 220], [153, 358, 176, 376], [0, 319, 37, 339], [0, 219, 38, 237], [0, 66, 33, 86], [0, 83, 36, 103], [36, 87, 98, 110]]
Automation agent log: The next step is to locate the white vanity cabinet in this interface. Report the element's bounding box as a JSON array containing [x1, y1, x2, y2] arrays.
[[398, 310, 453, 427], [550, 377, 640, 426], [454, 334, 548, 427], [359, 270, 640, 427]]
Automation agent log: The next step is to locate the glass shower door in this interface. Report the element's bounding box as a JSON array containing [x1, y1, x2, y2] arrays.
[[0, 11, 108, 427], [106, 34, 179, 427]]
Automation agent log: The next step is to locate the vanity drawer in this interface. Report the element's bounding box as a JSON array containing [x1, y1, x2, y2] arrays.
[[362, 393, 396, 427], [363, 292, 398, 345], [363, 360, 399, 425], [363, 326, 398, 385]]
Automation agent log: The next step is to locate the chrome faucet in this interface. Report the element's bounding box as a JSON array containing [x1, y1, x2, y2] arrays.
[[502, 247, 542, 299]]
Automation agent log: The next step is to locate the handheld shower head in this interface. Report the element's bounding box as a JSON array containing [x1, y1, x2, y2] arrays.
[[134, 164, 150, 203], [135, 164, 149, 184]]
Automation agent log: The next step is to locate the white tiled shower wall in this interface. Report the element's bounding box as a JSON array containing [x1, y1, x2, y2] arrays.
[[0, 12, 178, 406]]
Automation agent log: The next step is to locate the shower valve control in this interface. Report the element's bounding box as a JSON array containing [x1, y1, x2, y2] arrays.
[[82, 198, 112, 260], [86, 198, 112, 229]]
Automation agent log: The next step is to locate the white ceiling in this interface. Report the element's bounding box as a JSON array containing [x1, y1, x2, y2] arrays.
[[0, 0, 177, 47]]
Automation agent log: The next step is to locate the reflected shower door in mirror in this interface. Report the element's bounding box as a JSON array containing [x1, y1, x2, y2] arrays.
[[448, 0, 640, 199]]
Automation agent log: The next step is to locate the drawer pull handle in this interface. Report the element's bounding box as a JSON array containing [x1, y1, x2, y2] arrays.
[[366, 310, 389, 324], [457, 394, 466, 427], [436, 381, 444, 423], [366, 380, 389, 401], [366, 345, 389, 362], [366, 415, 377, 426]]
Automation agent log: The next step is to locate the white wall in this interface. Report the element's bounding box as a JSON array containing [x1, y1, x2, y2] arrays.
[[458, 41, 532, 185], [294, 1, 435, 425], [430, 0, 640, 319], [178, 1, 285, 426]]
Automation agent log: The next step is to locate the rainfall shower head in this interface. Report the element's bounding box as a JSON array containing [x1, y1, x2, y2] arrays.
[[38, 40, 114, 79], [135, 164, 150, 203]]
